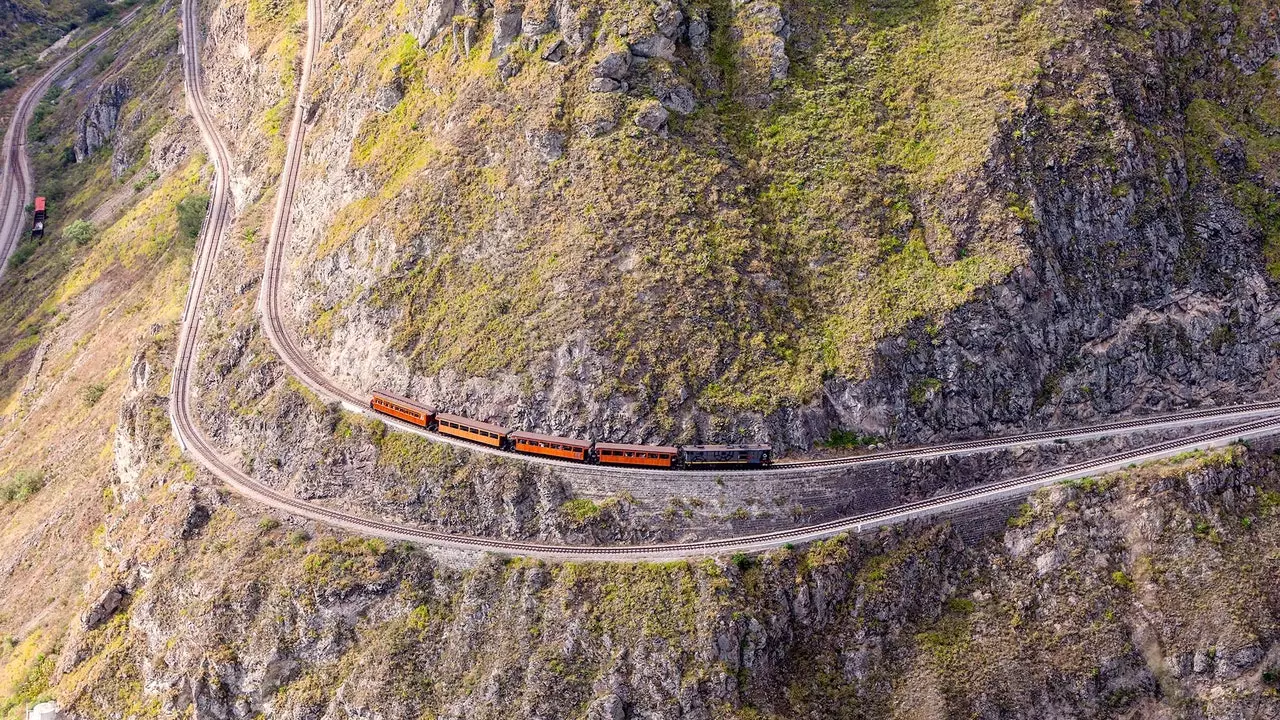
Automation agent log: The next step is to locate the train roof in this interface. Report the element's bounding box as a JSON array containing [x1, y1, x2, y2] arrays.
[[683, 444, 772, 451], [371, 389, 434, 413], [509, 430, 593, 449], [435, 412, 510, 435], [594, 441, 679, 454], [34, 197, 45, 211]]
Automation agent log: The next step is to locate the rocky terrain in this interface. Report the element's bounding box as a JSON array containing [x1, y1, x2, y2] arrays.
[[0, 0, 1278, 716], [248, 0, 1280, 451]]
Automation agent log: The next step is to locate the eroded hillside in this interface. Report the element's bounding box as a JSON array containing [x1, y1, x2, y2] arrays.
[[248, 0, 1280, 449], [0, 0, 1279, 716]]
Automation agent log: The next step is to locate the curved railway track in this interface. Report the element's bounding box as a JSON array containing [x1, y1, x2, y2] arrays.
[[159, 0, 1280, 558], [0, 10, 141, 275]]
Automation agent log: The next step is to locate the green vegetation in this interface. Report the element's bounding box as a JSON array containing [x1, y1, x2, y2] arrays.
[[175, 193, 209, 243], [81, 382, 107, 406], [820, 429, 881, 449], [301, 537, 391, 594], [0, 651, 54, 716], [62, 219, 96, 246], [0, 471, 46, 504], [560, 498, 605, 524], [1110, 570, 1134, 591]]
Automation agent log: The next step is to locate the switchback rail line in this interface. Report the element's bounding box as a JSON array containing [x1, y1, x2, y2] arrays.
[[69, 0, 1280, 558]]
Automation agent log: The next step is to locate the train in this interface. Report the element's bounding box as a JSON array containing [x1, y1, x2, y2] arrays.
[[31, 197, 46, 238], [371, 390, 772, 468]]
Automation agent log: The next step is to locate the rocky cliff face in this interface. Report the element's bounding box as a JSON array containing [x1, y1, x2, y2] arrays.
[[254, 0, 1280, 451], [44, 439, 1280, 719], [73, 78, 128, 165]]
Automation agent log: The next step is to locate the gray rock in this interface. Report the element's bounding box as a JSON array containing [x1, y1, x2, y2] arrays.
[[592, 49, 632, 79], [541, 39, 566, 62], [587, 694, 625, 720], [1166, 652, 1193, 678], [630, 34, 676, 60], [653, 1, 683, 38], [526, 128, 566, 162], [492, 9, 523, 56], [412, 0, 456, 46], [522, 11, 557, 36], [1193, 649, 1212, 674], [588, 77, 625, 93], [659, 84, 695, 114], [687, 16, 709, 49], [634, 101, 669, 133], [82, 585, 126, 630], [374, 84, 403, 112], [1034, 549, 1062, 576], [742, 0, 787, 34], [75, 78, 130, 163]]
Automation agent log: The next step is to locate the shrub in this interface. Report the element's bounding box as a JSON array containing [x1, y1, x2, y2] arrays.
[[561, 498, 603, 524], [63, 219, 96, 246], [1111, 570, 1134, 591], [9, 240, 38, 268], [0, 471, 46, 503], [176, 193, 210, 243], [81, 383, 107, 406]]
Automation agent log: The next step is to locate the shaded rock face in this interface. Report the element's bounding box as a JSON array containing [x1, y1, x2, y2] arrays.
[[806, 2, 1280, 449], [74, 78, 130, 164]]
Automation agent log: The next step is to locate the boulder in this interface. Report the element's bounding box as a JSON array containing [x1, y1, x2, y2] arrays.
[[634, 100, 669, 133], [526, 128, 566, 162], [588, 77, 626, 93], [630, 34, 676, 60], [81, 585, 126, 630], [541, 39, 566, 62], [658, 84, 695, 114], [592, 49, 632, 79], [492, 9, 523, 56]]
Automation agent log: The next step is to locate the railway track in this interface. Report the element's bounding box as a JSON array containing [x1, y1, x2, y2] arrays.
[[0, 10, 141, 276], [162, 0, 1280, 558]]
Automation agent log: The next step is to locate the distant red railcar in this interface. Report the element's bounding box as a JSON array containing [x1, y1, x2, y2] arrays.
[[32, 197, 46, 238]]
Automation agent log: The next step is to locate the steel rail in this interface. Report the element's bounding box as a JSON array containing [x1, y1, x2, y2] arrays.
[[0, 9, 142, 277]]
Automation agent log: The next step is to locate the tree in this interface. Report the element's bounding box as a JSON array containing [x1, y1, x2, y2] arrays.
[[63, 219, 96, 246]]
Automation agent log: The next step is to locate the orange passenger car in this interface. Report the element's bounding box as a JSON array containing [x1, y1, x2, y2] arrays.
[[435, 412, 510, 448], [371, 391, 434, 427], [593, 442, 678, 468], [510, 431, 592, 461]]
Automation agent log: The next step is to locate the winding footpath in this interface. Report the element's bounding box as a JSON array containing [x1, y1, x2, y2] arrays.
[[0, 10, 141, 274], [16, 0, 1277, 559]]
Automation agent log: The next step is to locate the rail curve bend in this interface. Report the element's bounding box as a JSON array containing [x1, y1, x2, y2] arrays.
[[0, 9, 141, 275], [157, 0, 1280, 559]]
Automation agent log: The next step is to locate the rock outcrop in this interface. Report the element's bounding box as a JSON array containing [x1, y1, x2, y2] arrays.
[[74, 78, 130, 164]]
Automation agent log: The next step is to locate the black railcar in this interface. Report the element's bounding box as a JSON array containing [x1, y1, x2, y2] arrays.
[[680, 444, 772, 467]]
